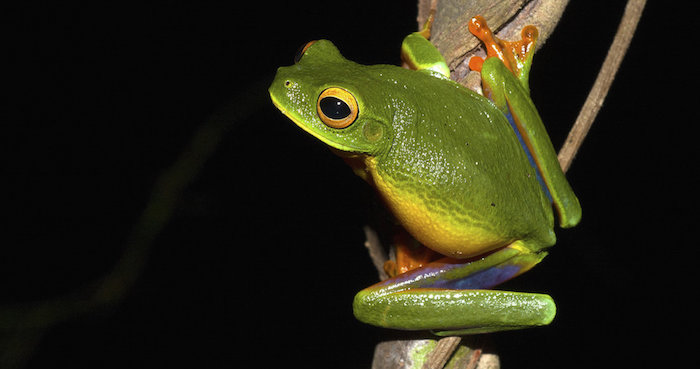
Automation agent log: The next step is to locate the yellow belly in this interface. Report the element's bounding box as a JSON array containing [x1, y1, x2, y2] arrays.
[[364, 157, 511, 259]]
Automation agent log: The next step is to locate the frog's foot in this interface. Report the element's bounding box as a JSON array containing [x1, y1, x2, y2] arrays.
[[383, 228, 439, 278], [353, 242, 556, 335], [468, 15, 537, 90]]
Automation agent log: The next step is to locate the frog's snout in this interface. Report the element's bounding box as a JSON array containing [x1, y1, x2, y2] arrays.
[[269, 67, 293, 98], [268, 69, 286, 103]]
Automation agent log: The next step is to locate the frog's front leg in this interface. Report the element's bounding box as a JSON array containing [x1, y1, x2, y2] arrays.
[[400, 11, 451, 78], [353, 243, 556, 335]]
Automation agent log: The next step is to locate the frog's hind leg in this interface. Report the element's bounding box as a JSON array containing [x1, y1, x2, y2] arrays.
[[353, 242, 556, 335], [469, 15, 582, 228]]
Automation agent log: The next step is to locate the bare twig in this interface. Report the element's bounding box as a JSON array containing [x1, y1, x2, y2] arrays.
[[557, 0, 647, 172], [422, 336, 461, 369], [363, 226, 390, 281]]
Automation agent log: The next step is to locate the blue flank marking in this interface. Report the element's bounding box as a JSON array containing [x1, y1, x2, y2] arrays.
[[504, 110, 553, 202], [429, 265, 522, 290]]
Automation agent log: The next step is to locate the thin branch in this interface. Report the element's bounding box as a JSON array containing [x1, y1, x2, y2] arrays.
[[422, 336, 462, 369], [557, 0, 647, 172], [363, 226, 390, 281]]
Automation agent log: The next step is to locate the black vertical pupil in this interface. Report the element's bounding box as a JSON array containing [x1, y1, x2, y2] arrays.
[[319, 97, 351, 119]]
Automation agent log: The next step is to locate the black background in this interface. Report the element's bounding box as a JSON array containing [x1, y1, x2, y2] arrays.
[[4, 1, 693, 368]]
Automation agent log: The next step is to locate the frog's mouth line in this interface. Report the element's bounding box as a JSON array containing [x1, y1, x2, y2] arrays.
[[270, 92, 357, 152]]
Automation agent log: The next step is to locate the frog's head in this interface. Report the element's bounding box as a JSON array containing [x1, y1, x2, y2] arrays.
[[269, 40, 392, 157]]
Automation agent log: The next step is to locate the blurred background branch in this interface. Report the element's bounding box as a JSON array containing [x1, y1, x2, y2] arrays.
[[0, 79, 269, 368]]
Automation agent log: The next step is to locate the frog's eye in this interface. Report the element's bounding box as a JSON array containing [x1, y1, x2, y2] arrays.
[[317, 88, 359, 129], [294, 41, 317, 63]]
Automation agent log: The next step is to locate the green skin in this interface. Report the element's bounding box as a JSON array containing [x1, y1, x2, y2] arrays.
[[269, 27, 581, 335]]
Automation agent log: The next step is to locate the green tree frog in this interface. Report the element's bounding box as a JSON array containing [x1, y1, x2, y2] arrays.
[[269, 14, 581, 335]]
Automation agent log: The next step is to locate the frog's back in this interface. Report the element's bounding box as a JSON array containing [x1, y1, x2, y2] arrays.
[[365, 67, 555, 258]]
